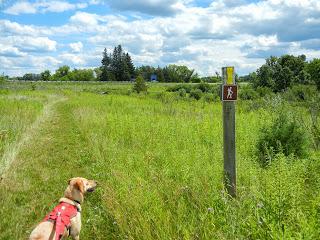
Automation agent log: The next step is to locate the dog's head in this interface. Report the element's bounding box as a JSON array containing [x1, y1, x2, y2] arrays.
[[64, 177, 98, 203]]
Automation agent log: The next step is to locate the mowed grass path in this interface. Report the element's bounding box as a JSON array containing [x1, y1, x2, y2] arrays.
[[0, 89, 319, 239]]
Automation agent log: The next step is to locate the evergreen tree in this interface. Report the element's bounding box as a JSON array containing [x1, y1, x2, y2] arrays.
[[111, 45, 122, 81], [122, 53, 131, 81], [133, 75, 148, 93], [125, 53, 135, 77], [100, 45, 135, 81], [101, 48, 111, 81], [156, 66, 165, 82]]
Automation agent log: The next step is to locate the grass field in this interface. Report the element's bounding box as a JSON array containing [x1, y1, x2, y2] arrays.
[[0, 82, 320, 239]]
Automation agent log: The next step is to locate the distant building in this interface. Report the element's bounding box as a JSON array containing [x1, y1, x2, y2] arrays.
[[150, 74, 157, 82]]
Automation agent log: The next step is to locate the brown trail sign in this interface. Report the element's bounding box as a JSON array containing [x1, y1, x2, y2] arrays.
[[222, 85, 237, 101]]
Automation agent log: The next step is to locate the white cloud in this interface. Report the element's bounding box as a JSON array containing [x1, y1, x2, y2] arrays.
[[69, 42, 83, 53], [0, 36, 57, 53], [70, 11, 99, 26], [4, 2, 37, 15], [1, 0, 320, 76], [59, 53, 86, 65], [107, 0, 184, 16], [38, 1, 88, 13], [0, 20, 44, 36], [0, 45, 27, 57], [15, 37, 57, 52], [3, 0, 88, 15]]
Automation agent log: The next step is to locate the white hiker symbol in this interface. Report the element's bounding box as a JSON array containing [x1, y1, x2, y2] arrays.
[[227, 87, 233, 98]]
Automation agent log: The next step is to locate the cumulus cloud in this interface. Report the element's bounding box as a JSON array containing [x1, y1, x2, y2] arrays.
[[0, 35, 57, 64], [70, 11, 99, 26], [0, 45, 27, 57], [106, 0, 184, 16], [1, 0, 320, 76], [3, 1, 37, 15], [3, 0, 87, 15], [59, 53, 86, 65], [7, 36, 57, 52], [69, 42, 83, 53]]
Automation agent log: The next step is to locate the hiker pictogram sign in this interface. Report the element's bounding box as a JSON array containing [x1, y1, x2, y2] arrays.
[[222, 85, 237, 101]]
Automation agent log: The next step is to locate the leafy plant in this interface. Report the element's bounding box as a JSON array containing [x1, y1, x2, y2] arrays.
[[202, 93, 217, 102], [178, 88, 186, 97], [256, 111, 308, 166], [239, 85, 259, 100], [133, 75, 148, 93], [166, 84, 192, 93], [189, 88, 202, 100]]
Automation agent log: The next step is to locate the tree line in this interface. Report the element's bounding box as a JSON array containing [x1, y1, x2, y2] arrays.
[[8, 44, 320, 87], [245, 54, 320, 92], [14, 44, 207, 83]]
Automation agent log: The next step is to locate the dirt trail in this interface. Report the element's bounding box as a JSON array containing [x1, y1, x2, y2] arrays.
[[0, 95, 67, 178]]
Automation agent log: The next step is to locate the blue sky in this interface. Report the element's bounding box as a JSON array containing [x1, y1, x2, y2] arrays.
[[0, 0, 320, 76]]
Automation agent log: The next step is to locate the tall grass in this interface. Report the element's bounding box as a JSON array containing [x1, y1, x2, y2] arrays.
[[0, 84, 319, 239]]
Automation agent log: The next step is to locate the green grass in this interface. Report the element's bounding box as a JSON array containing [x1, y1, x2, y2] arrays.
[[0, 82, 319, 239]]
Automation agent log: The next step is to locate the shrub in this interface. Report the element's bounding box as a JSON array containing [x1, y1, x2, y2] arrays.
[[178, 88, 187, 97], [0, 76, 5, 84], [133, 75, 148, 93], [196, 82, 211, 93], [256, 86, 273, 97], [156, 92, 178, 103], [284, 85, 317, 102], [239, 85, 259, 100], [256, 112, 308, 166], [189, 89, 202, 100], [166, 84, 192, 93], [202, 93, 217, 102]]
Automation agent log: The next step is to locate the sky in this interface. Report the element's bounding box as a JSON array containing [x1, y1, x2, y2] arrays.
[[0, 0, 320, 77]]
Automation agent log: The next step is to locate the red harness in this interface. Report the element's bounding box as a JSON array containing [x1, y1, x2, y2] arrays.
[[43, 202, 78, 240]]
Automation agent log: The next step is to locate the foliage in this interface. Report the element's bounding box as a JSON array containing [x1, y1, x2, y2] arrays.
[[166, 83, 220, 101], [306, 58, 320, 89], [136, 65, 199, 83], [239, 85, 259, 100], [253, 55, 308, 92], [100, 45, 135, 81], [189, 88, 202, 100], [255, 86, 273, 97], [202, 93, 217, 102], [197, 82, 211, 93], [40, 70, 51, 81], [178, 88, 186, 97], [284, 84, 317, 102], [200, 75, 220, 83], [133, 75, 148, 93], [53, 65, 70, 80], [163, 64, 200, 83], [256, 111, 308, 166], [166, 84, 193, 93], [22, 73, 41, 81], [0, 75, 5, 84], [136, 65, 156, 82], [67, 69, 95, 81]]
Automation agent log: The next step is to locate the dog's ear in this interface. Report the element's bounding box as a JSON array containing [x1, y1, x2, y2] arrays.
[[68, 178, 75, 185], [74, 179, 85, 193]]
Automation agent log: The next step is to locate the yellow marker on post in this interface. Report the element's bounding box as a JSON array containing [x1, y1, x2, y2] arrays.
[[226, 67, 234, 85]]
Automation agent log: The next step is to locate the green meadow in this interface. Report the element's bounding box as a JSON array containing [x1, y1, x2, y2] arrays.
[[0, 82, 319, 239]]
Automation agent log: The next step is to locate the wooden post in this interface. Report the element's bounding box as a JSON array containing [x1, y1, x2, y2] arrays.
[[222, 67, 237, 197]]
